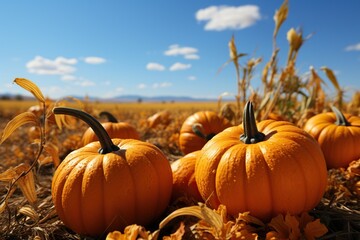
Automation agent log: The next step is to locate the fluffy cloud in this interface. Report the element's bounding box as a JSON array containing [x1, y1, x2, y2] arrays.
[[26, 56, 77, 75], [84, 56, 106, 64], [169, 62, 191, 71], [152, 82, 172, 88], [146, 62, 166, 71], [75, 80, 96, 87], [188, 76, 197, 81], [345, 43, 360, 51], [164, 44, 199, 59], [196, 5, 261, 31], [61, 75, 77, 81], [138, 83, 147, 89]]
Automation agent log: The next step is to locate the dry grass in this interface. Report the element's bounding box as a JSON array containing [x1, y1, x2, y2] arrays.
[[1, 0, 360, 239]]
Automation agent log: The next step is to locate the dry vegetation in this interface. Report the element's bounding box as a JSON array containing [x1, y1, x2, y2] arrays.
[[1, 0, 360, 239]]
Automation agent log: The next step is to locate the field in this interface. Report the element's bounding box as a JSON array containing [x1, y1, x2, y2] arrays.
[[0, 97, 359, 240]]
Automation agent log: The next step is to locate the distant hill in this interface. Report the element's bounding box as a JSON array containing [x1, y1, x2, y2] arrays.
[[0, 93, 218, 102]]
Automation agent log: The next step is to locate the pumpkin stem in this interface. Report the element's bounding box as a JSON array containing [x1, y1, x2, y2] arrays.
[[53, 107, 119, 154], [240, 101, 265, 144], [99, 111, 118, 123], [192, 123, 216, 141], [331, 105, 350, 126]]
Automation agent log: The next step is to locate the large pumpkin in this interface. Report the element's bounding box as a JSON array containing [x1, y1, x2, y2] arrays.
[[52, 107, 172, 237], [179, 111, 232, 154], [81, 111, 140, 146], [303, 106, 360, 168], [171, 150, 203, 203], [195, 101, 327, 221]]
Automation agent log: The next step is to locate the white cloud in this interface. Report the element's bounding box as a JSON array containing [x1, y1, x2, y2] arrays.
[[84, 56, 106, 64], [184, 54, 200, 60], [169, 62, 191, 71], [146, 62, 166, 71], [138, 83, 147, 89], [188, 76, 197, 81], [152, 82, 172, 88], [345, 43, 360, 51], [164, 44, 200, 60], [75, 80, 96, 87], [196, 5, 261, 31], [26, 56, 77, 75], [61, 75, 77, 81]]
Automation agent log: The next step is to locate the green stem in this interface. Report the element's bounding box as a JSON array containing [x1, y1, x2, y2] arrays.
[[192, 123, 216, 141], [99, 111, 118, 123], [331, 105, 350, 126], [53, 107, 119, 154], [240, 101, 265, 144]]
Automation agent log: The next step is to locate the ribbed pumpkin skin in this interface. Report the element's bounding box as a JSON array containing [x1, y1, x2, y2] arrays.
[[179, 111, 232, 154], [171, 150, 203, 202], [52, 138, 172, 237], [303, 112, 360, 168], [81, 122, 140, 146], [195, 120, 327, 221]]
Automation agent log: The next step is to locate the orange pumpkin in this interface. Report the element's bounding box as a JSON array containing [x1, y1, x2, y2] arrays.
[[195, 101, 327, 221], [52, 107, 172, 237], [81, 111, 140, 146], [179, 111, 232, 154], [303, 106, 360, 168], [147, 110, 171, 128], [171, 150, 203, 202]]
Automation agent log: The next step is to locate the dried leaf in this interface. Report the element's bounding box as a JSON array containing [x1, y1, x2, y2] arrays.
[[0, 187, 16, 214], [237, 212, 265, 227], [43, 142, 61, 167], [159, 203, 223, 233], [106, 225, 150, 240], [0, 112, 39, 144], [304, 219, 328, 240], [320, 66, 341, 92], [285, 213, 300, 240], [0, 163, 37, 205], [13, 78, 45, 103], [267, 214, 289, 239], [162, 222, 185, 240], [18, 205, 39, 224]]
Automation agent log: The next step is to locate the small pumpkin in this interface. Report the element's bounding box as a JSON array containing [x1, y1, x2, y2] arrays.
[[195, 101, 327, 221], [147, 110, 171, 128], [179, 111, 232, 154], [303, 106, 360, 168], [52, 107, 172, 237], [171, 150, 203, 203], [81, 111, 140, 146]]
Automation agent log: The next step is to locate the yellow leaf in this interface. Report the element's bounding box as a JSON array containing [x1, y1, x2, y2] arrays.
[[304, 219, 328, 240], [13, 78, 45, 103], [0, 112, 39, 144], [0, 164, 37, 207], [158, 203, 223, 233]]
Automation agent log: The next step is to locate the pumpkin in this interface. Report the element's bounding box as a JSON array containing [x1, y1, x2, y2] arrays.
[[171, 150, 203, 202], [52, 107, 172, 237], [81, 111, 140, 146], [303, 106, 360, 168], [179, 111, 232, 154], [195, 101, 327, 221], [147, 110, 171, 128]]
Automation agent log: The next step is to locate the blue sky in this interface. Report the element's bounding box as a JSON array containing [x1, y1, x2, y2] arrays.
[[1, 0, 360, 100]]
